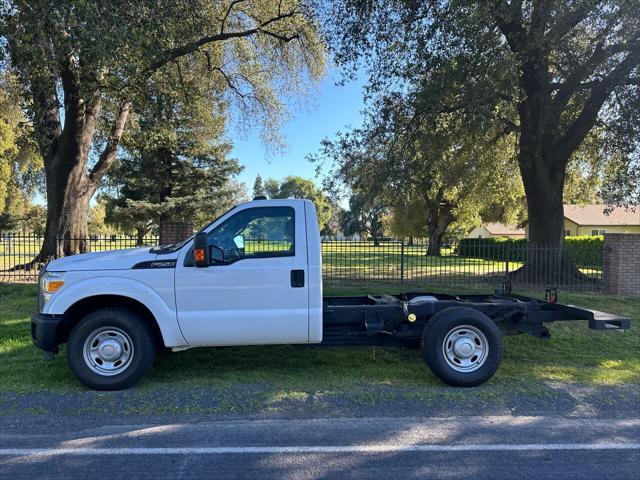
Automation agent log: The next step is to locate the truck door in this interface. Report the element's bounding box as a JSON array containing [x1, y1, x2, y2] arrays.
[[174, 203, 309, 346]]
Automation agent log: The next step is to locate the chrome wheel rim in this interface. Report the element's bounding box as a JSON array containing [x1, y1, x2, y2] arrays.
[[83, 327, 134, 376], [442, 325, 488, 373]]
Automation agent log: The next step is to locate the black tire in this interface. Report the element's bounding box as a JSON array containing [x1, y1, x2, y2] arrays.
[[421, 307, 503, 387], [67, 307, 157, 390]]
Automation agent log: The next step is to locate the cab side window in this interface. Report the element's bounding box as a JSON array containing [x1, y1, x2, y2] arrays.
[[207, 207, 295, 263]]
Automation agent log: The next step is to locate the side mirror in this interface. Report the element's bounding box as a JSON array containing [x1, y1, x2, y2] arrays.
[[210, 245, 225, 263], [193, 232, 209, 267]]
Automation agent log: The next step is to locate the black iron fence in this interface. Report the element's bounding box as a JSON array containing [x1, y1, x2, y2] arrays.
[[321, 239, 603, 292], [0, 234, 160, 282], [1, 235, 604, 291]]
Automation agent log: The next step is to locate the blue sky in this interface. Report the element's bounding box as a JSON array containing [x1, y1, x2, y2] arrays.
[[230, 69, 366, 195]]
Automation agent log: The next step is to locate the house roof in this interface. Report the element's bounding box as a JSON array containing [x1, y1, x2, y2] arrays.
[[482, 222, 525, 236], [563, 204, 640, 226]]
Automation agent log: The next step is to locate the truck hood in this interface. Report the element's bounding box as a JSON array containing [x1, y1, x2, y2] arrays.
[[45, 247, 159, 272]]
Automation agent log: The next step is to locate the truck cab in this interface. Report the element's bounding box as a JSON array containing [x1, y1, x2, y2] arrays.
[[173, 199, 323, 346], [31, 198, 630, 390]]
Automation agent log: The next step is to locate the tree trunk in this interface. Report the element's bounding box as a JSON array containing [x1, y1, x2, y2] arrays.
[[424, 192, 454, 257], [509, 50, 583, 284], [135, 227, 147, 246], [37, 113, 96, 260], [519, 153, 566, 248], [41, 164, 92, 258], [515, 148, 584, 284], [35, 98, 130, 262], [426, 231, 443, 256]]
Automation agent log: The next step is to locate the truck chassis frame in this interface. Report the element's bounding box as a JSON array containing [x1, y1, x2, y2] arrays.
[[321, 292, 630, 347]]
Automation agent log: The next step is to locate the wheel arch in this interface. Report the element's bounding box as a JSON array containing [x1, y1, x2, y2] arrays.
[[44, 276, 188, 347], [61, 295, 165, 348]]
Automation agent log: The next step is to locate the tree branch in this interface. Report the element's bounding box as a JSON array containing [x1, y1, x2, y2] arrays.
[[555, 45, 640, 164], [220, 0, 246, 34], [15, 34, 63, 161], [213, 67, 246, 99], [29, 78, 62, 163], [261, 29, 300, 43], [490, 0, 527, 52], [89, 100, 131, 188], [546, 0, 604, 42], [549, 41, 626, 117], [148, 9, 299, 73], [528, 0, 552, 43]]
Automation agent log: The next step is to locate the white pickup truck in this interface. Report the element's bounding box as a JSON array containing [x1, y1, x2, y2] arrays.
[[31, 198, 630, 390]]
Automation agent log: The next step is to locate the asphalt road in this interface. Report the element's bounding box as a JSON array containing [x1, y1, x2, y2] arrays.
[[1, 416, 639, 479]]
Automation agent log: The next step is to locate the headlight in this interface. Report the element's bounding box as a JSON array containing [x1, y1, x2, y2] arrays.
[[39, 271, 65, 311]]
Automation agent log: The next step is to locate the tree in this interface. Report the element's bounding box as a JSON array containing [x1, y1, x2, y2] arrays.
[[0, 71, 41, 222], [102, 69, 244, 244], [321, 0, 640, 273], [252, 175, 266, 198], [1, 0, 325, 259], [315, 88, 526, 255], [263, 178, 282, 199], [320, 199, 344, 236], [86, 200, 117, 237], [0, 211, 18, 233], [22, 204, 47, 236], [341, 191, 387, 245], [387, 197, 427, 245], [261, 175, 333, 229]]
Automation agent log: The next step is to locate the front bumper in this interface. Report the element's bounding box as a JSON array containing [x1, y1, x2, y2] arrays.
[[31, 313, 64, 353]]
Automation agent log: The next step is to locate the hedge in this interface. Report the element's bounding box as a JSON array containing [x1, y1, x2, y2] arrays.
[[458, 236, 603, 268]]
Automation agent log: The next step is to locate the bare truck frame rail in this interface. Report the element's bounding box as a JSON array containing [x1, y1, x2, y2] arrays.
[[323, 292, 630, 345], [321, 292, 630, 386]]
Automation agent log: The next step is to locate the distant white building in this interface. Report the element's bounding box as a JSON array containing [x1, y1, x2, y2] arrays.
[[467, 222, 526, 239]]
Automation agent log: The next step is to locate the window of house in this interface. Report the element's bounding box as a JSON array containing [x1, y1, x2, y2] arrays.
[[564, 229, 571, 237], [206, 207, 295, 263], [591, 229, 606, 236]]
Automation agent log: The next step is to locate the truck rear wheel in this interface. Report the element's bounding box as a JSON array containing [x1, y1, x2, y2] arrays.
[[421, 307, 503, 387], [67, 308, 156, 390]]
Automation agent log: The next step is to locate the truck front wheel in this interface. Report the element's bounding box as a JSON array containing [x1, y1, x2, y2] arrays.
[[67, 308, 157, 390], [421, 307, 503, 387]]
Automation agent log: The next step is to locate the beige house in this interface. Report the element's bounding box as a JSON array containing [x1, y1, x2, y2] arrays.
[[467, 222, 526, 239], [523, 204, 640, 237]]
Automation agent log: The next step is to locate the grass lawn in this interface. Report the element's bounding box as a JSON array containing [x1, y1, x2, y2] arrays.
[[0, 282, 637, 398]]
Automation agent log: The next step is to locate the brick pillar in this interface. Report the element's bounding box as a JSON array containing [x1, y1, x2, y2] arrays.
[[159, 222, 193, 245], [603, 233, 640, 296]]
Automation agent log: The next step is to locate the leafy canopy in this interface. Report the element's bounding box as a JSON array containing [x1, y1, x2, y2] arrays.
[[319, 0, 640, 206]]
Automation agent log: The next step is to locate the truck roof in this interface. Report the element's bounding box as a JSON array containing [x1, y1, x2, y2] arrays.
[[239, 197, 311, 208]]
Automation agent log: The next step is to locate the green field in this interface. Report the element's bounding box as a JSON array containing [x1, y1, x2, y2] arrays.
[[0, 282, 637, 395]]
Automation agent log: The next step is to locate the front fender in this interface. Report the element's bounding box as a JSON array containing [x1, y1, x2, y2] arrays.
[[44, 276, 187, 347]]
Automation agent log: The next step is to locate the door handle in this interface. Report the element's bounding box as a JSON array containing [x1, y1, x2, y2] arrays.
[[290, 269, 305, 288]]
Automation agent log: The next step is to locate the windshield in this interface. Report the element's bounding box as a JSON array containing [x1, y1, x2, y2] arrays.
[[150, 205, 237, 254]]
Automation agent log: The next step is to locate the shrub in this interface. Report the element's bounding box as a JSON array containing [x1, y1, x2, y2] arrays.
[[458, 236, 603, 268]]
